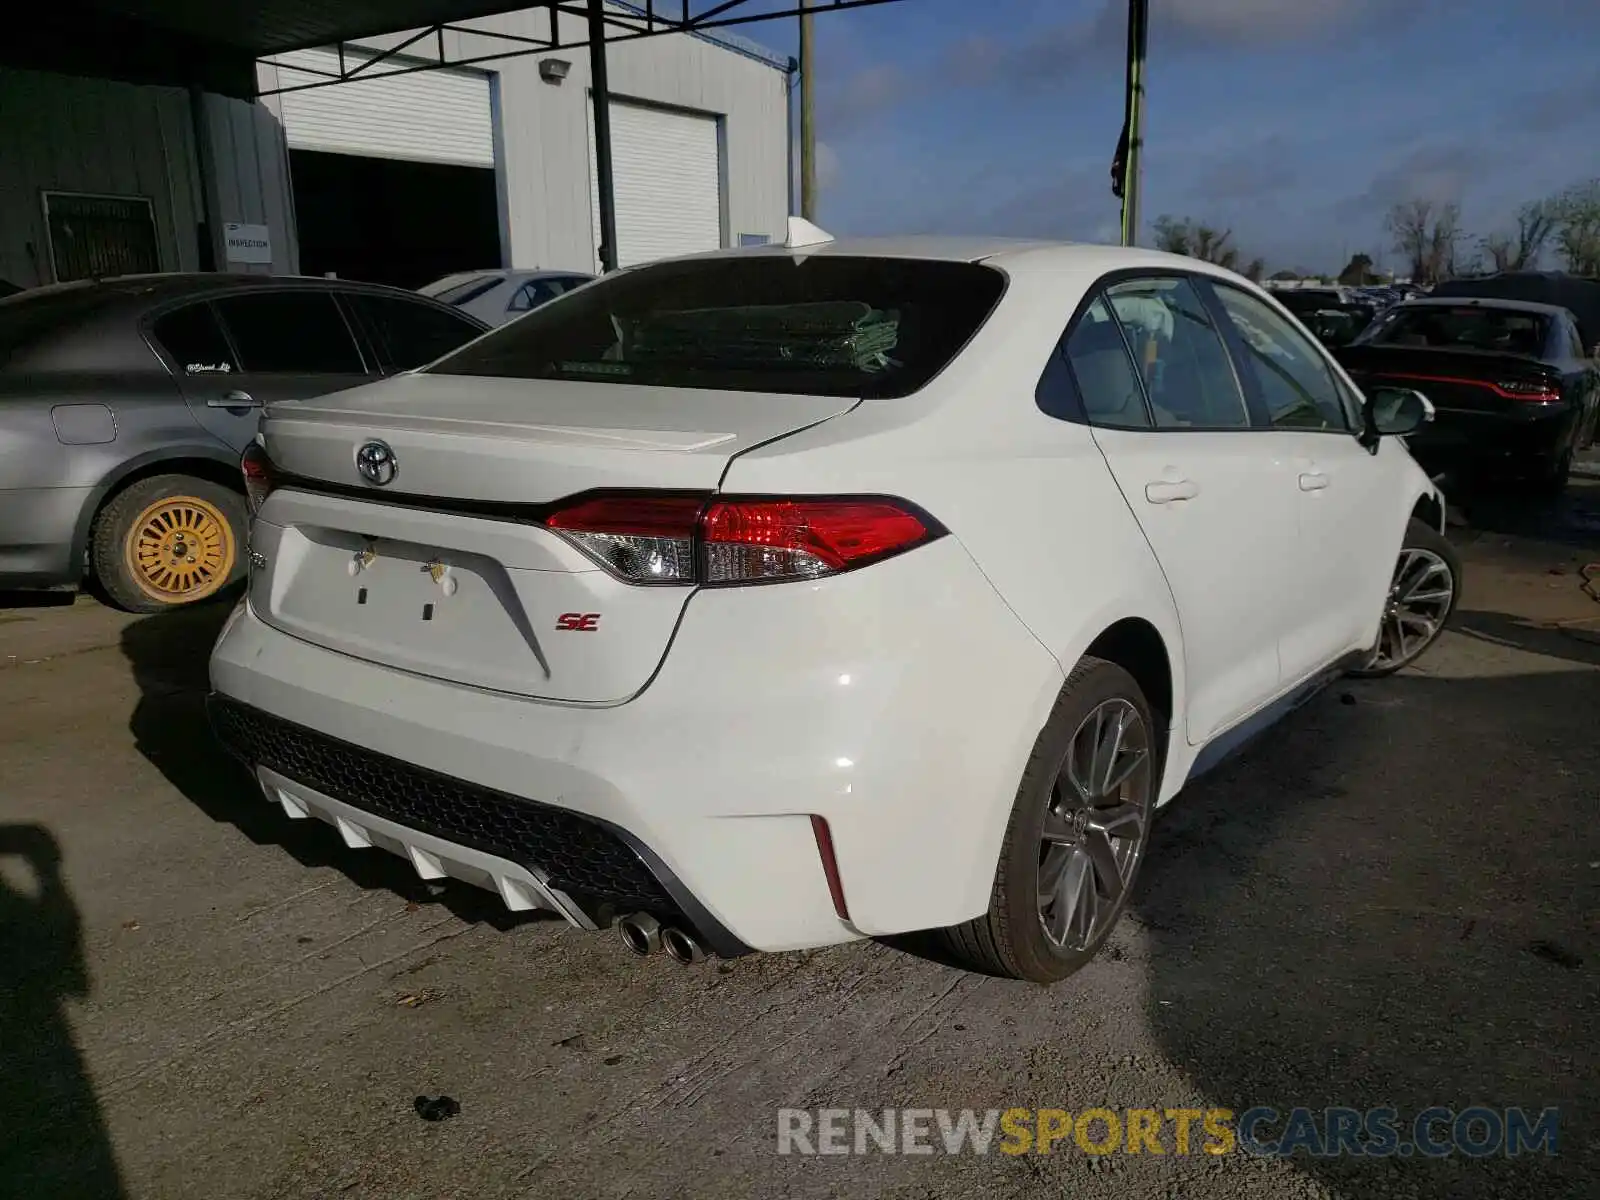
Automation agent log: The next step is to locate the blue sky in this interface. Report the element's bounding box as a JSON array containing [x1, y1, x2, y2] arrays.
[[750, 0, 1600, 273]]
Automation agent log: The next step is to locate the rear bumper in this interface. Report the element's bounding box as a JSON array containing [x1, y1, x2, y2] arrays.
[[1406, 406, 1577, 472], [0, 486, 91, 589], [208, 538, 1063, 953]]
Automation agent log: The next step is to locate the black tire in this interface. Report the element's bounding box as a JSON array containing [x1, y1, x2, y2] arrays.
[[938, 657, 1158, 984], [91, 474, 247, 614], [1348, 517, 1461, 679]]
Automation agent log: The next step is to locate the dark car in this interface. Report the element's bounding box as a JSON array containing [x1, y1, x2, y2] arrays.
[[1275, 288, 1378, 348], [1335, 296, 1600, 490], [0, 273, 487, 611]]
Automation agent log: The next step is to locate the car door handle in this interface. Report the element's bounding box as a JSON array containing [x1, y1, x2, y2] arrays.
[[1298, 472, 1330, 492], [207, 390, 260, 409], [1144, 479, 1199, 504]]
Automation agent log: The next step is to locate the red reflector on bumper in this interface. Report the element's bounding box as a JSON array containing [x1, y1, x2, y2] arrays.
[[810, 815, 850, 922]]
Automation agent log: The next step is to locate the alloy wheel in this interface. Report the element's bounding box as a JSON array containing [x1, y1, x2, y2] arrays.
[[125, 495, 236, 604], [1370, 547, 1455, 672], [1037, 698, 1151, 951]]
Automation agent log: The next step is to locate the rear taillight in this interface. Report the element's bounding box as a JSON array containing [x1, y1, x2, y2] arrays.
[[544, 494, 703, 584], [701, 498, 934, 582], [542, 493, 942, 586], [1495, 380, 1562, 403], [241, 442, 277, 515]]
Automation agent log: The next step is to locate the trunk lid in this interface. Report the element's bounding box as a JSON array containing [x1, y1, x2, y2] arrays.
[[1335, 344, 1561, 415], [249, 374, 855, 704]]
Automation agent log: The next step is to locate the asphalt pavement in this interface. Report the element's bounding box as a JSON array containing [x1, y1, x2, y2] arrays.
[[2, 486, 1597, 1200]]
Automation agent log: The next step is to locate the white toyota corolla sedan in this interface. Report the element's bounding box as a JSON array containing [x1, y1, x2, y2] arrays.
[[209, 228, 1459, 983]]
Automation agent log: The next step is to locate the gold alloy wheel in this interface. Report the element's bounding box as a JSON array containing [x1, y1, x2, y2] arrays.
[[124, 494, 236, 604]]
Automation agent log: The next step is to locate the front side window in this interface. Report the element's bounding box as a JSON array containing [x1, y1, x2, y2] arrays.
[[1214, 285, 1351, 431], [345, 293, 483, 372], [429, 256, 1007, 399], [213, 292, 365, 375], [1104, 277, 1250, 428]]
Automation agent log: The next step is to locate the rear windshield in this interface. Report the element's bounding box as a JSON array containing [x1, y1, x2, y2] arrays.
[[0, 284, 121, 366], [426, 273, 504, 306], [427, 255, 1008, 398], [1358, 305, 1550, 357]]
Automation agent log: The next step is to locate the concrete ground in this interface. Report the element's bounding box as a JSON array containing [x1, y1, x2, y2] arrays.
[[2, 485, 1597, 1200]]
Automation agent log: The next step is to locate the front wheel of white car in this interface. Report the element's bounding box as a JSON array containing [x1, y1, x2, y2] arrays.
[[1348, 518, 1462, 678], [940, 657, 1157, 984]]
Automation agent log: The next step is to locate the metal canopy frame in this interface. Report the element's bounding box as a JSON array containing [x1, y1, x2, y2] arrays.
[[257, 0, 896, 96], [258, 0, 900, 275]]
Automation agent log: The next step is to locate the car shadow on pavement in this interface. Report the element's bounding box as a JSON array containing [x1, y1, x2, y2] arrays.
[[1453, 610, 1600, 667], [1134, 663, 1599, 1199], [0, 823, 126, 1200], [119, 602, 545, 933]]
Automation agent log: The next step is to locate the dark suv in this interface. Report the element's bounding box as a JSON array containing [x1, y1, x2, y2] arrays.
[[0, 273, 486, 611]]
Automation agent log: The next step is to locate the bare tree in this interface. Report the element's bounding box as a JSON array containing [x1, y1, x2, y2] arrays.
[[1550, 180, 1600, 276], [1479, 200, 1554, 272], [1153, 215, 1193, 258], [1152, 215, 1246, 271], [1385, 199, 1433, 282], [1386, 199, 1462, 284]]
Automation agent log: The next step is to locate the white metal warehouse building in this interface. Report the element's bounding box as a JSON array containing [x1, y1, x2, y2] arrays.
[[0, 2, 791, 292]]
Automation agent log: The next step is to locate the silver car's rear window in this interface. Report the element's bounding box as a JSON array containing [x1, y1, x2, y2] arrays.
[[427, 255, 1007, 399], [0, 285, 122, 366]]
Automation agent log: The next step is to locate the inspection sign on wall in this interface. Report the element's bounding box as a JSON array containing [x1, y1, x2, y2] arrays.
[[224, 223, 272, 264]]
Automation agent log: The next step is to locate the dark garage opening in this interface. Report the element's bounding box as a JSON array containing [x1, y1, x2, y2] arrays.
[[290, 149, 501, 291]]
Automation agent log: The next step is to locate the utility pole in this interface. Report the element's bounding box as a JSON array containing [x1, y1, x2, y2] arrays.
[[799, 0, 817, 221], [1118, 0, 1149, 247], [588, 0, 618, 272]]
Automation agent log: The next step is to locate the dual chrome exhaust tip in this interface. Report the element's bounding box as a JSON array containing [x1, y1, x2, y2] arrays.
[[617, 912, 706, 965]]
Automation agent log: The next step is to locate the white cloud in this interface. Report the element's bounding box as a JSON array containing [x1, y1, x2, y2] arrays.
[[816, 141, 841, 192]]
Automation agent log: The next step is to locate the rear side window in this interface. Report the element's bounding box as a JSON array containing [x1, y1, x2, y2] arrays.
[[1064, 297, 1151, 428], [346, 293, 484, 372], [1105, 277, 1249, 428], [213, 291, 365, 374], [429, 256, 1007, 399], [152, 303, 238, 375]]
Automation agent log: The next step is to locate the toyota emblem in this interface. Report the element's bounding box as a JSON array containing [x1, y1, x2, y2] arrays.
[[355, 440, 398, 486]]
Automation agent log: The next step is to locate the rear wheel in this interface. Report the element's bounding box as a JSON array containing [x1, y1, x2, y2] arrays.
[[1349, 518, 1460, 678], [91, 475, 246, 614], [939, 657, 1157, 983]]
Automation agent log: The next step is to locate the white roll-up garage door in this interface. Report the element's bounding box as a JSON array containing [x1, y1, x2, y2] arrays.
[[588, 100, 723, 270], [273, 49, 494, 168]]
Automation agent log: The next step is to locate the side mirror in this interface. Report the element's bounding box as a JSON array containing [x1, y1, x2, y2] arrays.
[[1364, 386, 1435, 439]]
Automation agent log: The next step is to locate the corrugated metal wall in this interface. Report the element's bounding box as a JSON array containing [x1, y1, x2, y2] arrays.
[[0, 68, 200, 288], [0, 68, 299, 286], [199, 92, 300, 276], [334, 4, 791, 273]]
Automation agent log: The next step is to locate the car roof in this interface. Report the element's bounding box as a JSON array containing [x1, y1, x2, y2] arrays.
[[9, 272, 439, 308], [698, 237, 1277, 289], [1391, 295, 1569, 317]]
